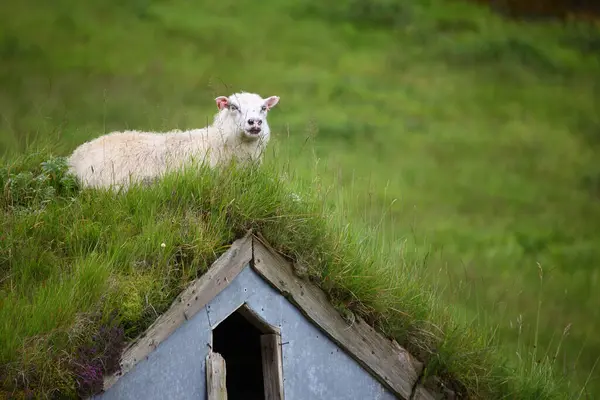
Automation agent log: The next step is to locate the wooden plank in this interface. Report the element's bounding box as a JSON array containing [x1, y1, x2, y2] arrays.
[[237, 303, 280, 335], [103, 233, 253, 391], [260, 334, 285, 400], [206, 351, 228, 400], [251, 237, 423, 400], [412, 385, 440, 400]]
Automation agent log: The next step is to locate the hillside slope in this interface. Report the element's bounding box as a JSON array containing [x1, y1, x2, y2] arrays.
[[0, 154, 581, 398], [1, 0, 599, 397]]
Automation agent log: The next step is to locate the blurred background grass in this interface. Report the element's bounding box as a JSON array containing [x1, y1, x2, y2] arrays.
[[1, 0, 599, 395]]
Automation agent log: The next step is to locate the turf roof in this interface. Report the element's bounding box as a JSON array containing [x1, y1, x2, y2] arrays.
[[0, 151, 577, 399]]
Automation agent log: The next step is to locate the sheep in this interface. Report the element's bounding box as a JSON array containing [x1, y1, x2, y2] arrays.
[[67, 91, 280, 190]]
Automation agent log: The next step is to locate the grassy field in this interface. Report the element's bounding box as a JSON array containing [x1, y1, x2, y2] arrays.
[[1, 0, 599, 398]]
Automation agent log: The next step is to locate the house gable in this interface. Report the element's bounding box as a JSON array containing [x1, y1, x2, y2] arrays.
[[96, 233, 431, 400]]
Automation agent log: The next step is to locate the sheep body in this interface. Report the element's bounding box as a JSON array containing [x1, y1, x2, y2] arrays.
[[67, 92, 280, 190]]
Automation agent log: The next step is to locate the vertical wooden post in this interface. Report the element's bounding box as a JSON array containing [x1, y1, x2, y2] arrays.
[[261, 334, 284, 400], [206, 351, 228, 400]]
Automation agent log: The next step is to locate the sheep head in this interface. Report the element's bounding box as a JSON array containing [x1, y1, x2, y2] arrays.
[[214, 92, 280, 142]]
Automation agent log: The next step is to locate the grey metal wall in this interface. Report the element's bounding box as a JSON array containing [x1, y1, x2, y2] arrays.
[[96, 264, 397, 400]]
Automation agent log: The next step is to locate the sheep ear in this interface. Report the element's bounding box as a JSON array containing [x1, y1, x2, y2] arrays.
[[215, 96, 229, 110], [264, 96, 280, 110]]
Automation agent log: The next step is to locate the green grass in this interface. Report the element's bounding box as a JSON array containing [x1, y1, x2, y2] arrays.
[[0, 153, 582, 399], [1, 0, 599, 398]]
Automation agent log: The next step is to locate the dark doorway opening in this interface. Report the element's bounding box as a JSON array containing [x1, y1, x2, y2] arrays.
[[212, 309, 266, 400]]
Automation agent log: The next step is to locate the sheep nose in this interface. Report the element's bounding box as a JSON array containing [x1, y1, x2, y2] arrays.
[[247, 119, 262, 126]]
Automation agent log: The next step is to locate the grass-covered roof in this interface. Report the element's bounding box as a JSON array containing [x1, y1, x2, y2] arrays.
[[0, 152, 581, 399]]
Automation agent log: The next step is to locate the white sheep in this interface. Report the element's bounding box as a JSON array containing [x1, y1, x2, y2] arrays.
[[67, 91, 280, 190]]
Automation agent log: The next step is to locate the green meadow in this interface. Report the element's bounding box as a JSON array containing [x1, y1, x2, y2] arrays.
[[1, 0, 599, 398]]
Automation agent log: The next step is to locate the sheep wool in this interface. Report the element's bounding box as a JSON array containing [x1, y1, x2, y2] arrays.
[[67, 91, 280, 190]]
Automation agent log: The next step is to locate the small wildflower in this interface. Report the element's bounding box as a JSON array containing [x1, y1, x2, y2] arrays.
[[289, 192, 302, 202], [161, 243, 166, 248]]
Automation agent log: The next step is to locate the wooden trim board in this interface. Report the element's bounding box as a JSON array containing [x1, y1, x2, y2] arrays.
[[251, 236, 424, 400], [102, 233, 253, 391], [261, 334, 285, 400], [412, 385, 438, 400], [206, 351, 228, 400], [237, 303, 280, 335]]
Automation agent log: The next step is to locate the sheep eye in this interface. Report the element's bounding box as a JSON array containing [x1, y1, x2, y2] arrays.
[[261, 105, 267, 112], [229, 104, 239, 111]]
